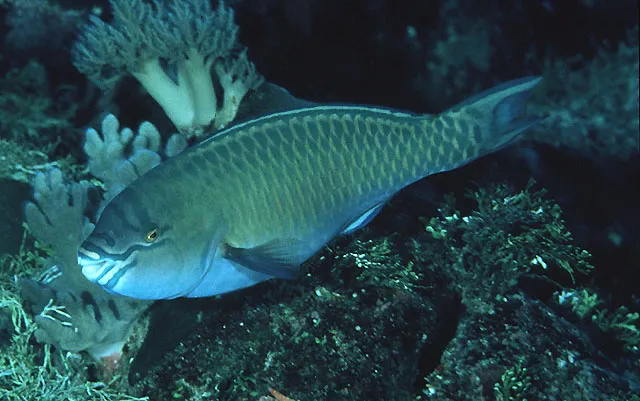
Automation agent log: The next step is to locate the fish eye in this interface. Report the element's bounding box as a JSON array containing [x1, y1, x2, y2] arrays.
[[145, 228, 159, 243]]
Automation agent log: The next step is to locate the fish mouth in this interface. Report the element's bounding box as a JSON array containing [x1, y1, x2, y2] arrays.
[[78, 244, 138, 292], [78, 247, 115, 283]]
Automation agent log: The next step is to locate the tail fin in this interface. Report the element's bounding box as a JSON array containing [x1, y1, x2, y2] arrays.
[[452, 76, 543, 153]]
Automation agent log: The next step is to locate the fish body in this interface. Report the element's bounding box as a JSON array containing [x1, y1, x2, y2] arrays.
[[78, 77, 542, 300]]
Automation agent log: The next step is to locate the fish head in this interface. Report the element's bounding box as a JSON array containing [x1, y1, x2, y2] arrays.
[[77, 187, 219, 300]]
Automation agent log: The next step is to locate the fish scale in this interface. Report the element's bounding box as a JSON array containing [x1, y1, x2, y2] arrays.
[[168, 108, 467, 243], [78, 77, 542, 299], [184, 109, 454, 245]]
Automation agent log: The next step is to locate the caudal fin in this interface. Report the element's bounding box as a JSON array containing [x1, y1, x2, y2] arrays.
[[452, 76, 543, 153]]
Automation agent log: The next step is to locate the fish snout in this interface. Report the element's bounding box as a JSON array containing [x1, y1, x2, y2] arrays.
[[77, 243, 136, 291], [78, 246, 115, 283]]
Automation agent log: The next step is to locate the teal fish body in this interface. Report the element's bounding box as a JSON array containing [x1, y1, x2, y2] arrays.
[[78, 77, 542, 299]]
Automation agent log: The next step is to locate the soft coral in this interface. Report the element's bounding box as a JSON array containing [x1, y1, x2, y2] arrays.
[[72, 0, 263, 137]]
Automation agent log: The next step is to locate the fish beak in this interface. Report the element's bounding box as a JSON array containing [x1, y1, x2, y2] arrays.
[[78, 246, 101, 261], [78, 246, 115, 283]]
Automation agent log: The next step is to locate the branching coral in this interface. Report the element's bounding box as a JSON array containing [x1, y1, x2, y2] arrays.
[[0, 277, 147, 401], [84, 114, 187, 202], [72, 0, 263, 137], [19, 168, 152, 364], [18, 112, 188, 367]]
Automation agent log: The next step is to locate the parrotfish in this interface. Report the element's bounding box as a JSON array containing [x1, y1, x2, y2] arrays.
[[78, 77, 542, 300]]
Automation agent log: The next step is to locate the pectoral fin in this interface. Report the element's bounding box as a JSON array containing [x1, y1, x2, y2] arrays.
[[223, 239, 308, 280]]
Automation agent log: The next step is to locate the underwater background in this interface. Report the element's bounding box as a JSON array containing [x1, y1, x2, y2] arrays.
[[0, 0, 638, 400]]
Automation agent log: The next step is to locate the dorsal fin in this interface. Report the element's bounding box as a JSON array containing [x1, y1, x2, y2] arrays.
[[233, 83, 317, 125]]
